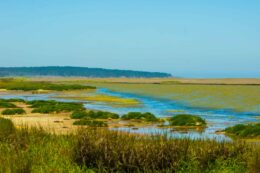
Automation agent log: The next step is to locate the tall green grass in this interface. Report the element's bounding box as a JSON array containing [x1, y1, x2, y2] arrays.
[[0, 118, 259, 173], [74, 129, 259, 173]]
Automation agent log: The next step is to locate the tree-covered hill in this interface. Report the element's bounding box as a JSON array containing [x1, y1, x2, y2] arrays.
[[0, 66, 171, 78]]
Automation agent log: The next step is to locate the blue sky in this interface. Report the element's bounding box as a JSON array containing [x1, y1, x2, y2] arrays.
[[0, 0, 259, 78]]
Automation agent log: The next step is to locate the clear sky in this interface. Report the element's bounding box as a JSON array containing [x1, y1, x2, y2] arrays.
[[0, 0, 259, 78]]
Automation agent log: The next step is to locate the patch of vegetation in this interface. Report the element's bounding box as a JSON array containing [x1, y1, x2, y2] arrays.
[[0, 101, 17, 108], [90, 83, 260, 114], [225, 123, 260, 138], [74, 129, 260, 173], [73, 119, 108, 127], [0, 78, 96, 91], [0, 119, 259, 172], [28, 100, 85, 114], [0, 98, 26, 103], [169, 114, 206, 126], [71, 110, 119, 119], [0, 118, 16, 140], [121, 112, 158, 122], [2, 108, 26, 115]]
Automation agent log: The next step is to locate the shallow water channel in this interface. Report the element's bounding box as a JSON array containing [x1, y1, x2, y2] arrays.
[[1, 88, 259, 141]]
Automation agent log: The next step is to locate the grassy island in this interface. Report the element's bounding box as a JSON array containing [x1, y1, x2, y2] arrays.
[[225, 123, 260, 138], [169, 114, 206, 126]]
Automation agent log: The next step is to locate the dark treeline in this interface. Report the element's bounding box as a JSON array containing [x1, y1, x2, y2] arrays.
[[0, 66, 172, 78]]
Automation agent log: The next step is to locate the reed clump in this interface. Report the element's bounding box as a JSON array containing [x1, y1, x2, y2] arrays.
[[74, 128, 259, 173]]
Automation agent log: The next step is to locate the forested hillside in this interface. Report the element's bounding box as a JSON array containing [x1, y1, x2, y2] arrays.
[[0, 67, 171, 78]]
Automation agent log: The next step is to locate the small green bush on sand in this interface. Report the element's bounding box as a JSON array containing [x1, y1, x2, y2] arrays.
[[121, 112, 158, 122], [28, 100, 85, 113], [2, 108, 26, 115], [169, 114, 206, 126], [71, 110, 119, 119]]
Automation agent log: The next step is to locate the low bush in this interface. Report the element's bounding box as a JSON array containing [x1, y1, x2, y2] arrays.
[[121, 112, 158, 122], [225, 123, 260, 138], [0, 99, 17, 108], [28, 100, 85, 113], [2, 108, 26, 115], [169, 114, 206, 126], [71, 110, 119, 119], [73, 119, 108, 127]]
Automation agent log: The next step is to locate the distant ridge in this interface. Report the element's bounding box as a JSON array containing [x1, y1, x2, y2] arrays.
[[0, 66, 171, 78]]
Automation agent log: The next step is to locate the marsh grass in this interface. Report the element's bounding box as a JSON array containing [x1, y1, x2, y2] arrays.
[[74, 129, 259, 173], [73, 119, 108, 127], [169, 114, 206, 126], [0, 78, 96, 91], [87, 83, 260, 113], [0, 118, 259, 173], [71, 110, 119, 119], [28, 100, 85, 113]]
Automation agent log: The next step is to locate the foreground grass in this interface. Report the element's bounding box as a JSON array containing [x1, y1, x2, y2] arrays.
[[0, 118, 260, 173]]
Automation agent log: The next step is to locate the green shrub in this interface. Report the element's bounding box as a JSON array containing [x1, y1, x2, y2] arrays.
[[169, 114, 206, 126], [0, 101, 17, 108], [2, 108, 26, 115], [121, 112, 158, 122], [225, 123, 260, 138], [28, 100, 85, 113], [71, 110, 119, 119], [0, 118, 15, 139], [73, 119, 108, 127]]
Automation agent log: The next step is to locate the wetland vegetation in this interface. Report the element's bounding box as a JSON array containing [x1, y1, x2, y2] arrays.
[[225, 123, 260, 138], [2, 108, 26, 115], [169, 114, 206, 127], [0, 77, 259, 172], [71, 110, 119, 119], [0, 78, 96, 91], [0, 117, 259, 173]]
